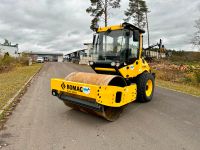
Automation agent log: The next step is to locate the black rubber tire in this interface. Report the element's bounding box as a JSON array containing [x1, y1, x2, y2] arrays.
[[136, 72, 155, 103]]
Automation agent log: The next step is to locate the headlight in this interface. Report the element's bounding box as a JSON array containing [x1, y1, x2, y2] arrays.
[[116, 62, 120, 67], [111, 62, 116, 66], [89, 61, 94, 65]]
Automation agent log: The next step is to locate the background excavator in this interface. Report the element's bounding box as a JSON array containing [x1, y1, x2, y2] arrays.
[[51, 22, 163, 121]]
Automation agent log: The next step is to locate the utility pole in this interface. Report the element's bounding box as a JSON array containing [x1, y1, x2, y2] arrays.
[[145, 12, 150, 47], [145, 11, 150, 58]]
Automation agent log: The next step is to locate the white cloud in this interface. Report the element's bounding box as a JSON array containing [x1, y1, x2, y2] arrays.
[[0, 0, 199, 52]]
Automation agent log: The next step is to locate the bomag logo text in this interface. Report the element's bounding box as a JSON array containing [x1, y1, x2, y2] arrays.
[[67, 84, 83, 92], [61, 82, 90, 94]]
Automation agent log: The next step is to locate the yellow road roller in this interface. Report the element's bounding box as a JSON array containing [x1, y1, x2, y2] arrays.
[[51, 23, 156, 121]]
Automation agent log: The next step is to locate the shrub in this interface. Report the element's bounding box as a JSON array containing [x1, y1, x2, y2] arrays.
[[0, 54, 16, 73], [2, 55, 16, 65], [194, 71, 200, 84], [169, 51, 200, 64], [0, 53, 30, 73], [18, 56, 29, 66], [181, 73, 193, 83]]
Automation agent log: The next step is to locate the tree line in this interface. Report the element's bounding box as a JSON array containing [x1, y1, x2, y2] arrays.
[[86, 0, 200, 49], [86, 0, 148, 30]]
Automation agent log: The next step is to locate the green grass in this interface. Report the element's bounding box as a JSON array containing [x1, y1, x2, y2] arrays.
[[156, 79, 200, 97], [0, 64, 42, 110]]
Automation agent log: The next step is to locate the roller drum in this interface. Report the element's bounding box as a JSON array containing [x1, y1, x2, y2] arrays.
[[62, 72, 127, 121]]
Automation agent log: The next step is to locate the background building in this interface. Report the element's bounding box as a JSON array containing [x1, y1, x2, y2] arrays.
[[64, 43, 93, 64], [0, 39, 19, 57], [26, 52, 63, 62]]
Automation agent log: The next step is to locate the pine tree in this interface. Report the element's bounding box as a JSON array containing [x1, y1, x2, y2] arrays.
[[86, 0, 121, 30], [124, 0, 148, 29]]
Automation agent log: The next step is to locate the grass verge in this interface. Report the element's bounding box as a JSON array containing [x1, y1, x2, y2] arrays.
[[0, 63, 42, 110], [156, 79, 200, 97]]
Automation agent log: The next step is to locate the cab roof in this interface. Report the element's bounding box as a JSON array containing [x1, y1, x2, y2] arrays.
[[97, 22, 145, 33]]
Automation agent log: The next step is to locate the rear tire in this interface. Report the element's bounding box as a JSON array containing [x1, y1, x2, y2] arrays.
[[136, 72, 155, 103]]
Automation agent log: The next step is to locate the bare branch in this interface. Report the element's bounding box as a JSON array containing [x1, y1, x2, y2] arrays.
[[191, 18, 200, 49]]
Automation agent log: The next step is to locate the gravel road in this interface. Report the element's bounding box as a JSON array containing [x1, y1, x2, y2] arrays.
[[0, 62, 200, 150]]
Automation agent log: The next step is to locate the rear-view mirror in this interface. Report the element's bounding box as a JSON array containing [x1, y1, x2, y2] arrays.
[[133, 30, 140, 42]]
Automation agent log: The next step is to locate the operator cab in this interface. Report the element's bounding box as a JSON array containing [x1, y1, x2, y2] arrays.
[[89, 22, 145, 75]]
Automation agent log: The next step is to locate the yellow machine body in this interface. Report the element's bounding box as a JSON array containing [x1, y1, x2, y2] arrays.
[[51, 23, 155, 121], [93, 23, 151, 79], [93, 58, 151, 79], [97, 24, 123, 32], [51, 79, 136, 107]]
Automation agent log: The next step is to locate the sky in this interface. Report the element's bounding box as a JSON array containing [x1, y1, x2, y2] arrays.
[[0, 0, 199, 52]]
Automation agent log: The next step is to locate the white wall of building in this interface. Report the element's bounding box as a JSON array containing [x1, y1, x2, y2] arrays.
[[0, 45, 18, 57], [57, 56, 63, 62]]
